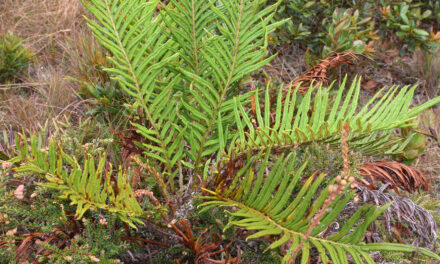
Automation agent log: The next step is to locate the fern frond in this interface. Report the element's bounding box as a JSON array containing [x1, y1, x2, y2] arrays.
[[10, 135, 143, 228], [171, 0, 287, 172], [82, 0, 184, 189], [232, 76, 440, 157], [198, 153, 440, 263], [163, 0, 216, 77]]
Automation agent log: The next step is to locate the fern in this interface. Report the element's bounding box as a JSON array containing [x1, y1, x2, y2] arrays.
[[82, 0, 184, 191], [232, 76, 440, 157], [162, 0, 216, 78], [170, 0, 288, 173], [9, 135, 143, 228], [83, 0, 288, 184], [199, 153, 440, 263], [66, 0, 440, 261]]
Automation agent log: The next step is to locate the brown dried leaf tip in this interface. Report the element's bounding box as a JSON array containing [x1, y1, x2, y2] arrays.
[[357, 161, 429, 195]]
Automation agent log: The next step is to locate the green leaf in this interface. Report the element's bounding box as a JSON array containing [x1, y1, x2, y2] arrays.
[[199, 153, 440, 263]]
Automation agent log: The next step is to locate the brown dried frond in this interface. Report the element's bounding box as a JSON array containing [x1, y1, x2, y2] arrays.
[[111, 128, 144, 164], [355, 187, 437, 248], [0, 210, 83, 263], [171, 219, 240, 264], [111, 127, 146, 188], [289, 52, 358, 94], [357, 161, 429, 195]]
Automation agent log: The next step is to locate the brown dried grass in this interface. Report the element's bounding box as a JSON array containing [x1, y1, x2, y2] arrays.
[[0, 0, 88, 131], [416, 108, 440, 203], [0, 0, 84, 53]]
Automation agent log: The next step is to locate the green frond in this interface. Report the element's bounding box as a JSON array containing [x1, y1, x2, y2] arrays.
[[232, 76, 440, 157], [163, 0, 216, 77], [82, 0, 185, 188], [198, 153, 440, 263], [10, 135, 143, 228], [170, 0, 287, 172]]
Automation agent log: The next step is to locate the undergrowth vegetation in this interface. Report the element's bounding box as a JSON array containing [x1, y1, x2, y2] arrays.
[[270, 0, 440, 59], [0, 32, 34, 83], [1, 0, 440, 263]]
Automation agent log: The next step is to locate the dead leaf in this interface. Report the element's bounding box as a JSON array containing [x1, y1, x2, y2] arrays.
[[362, 79, 379, 91], [357, 161, 428, 195]]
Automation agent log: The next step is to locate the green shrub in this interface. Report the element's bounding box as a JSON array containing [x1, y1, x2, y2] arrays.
[[269, 0, 440, 58], [379, 1, 440, 53], [0, 32, 34, 83]]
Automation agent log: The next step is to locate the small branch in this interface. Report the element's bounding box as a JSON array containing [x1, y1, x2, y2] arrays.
[[132, 156, 174, 216]]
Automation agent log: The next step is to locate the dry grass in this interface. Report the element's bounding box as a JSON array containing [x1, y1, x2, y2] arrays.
[[0, 0, 84, 54], [408, 49, 440, 98], [416, 108, 440, 202], [0, 0, 89, 131]]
